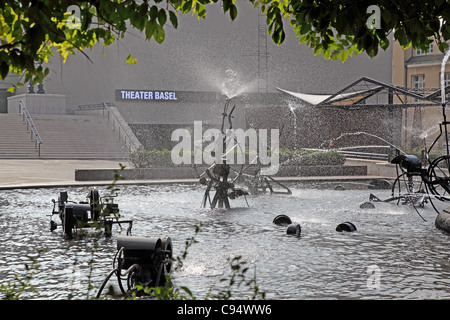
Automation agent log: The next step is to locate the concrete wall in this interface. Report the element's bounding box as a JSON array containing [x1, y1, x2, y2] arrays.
[[0, 89, 12, 113], [7, 93, 67, 114]]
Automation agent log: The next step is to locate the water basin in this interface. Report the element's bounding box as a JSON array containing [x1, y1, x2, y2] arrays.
[[0, 183, 449, 300]]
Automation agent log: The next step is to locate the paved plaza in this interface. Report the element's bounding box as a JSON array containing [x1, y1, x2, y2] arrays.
[[0, 158, 394, 190], [0, 159, 131, 189]]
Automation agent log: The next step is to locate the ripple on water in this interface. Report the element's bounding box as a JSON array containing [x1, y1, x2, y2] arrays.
[[0, 184, 449, 299]]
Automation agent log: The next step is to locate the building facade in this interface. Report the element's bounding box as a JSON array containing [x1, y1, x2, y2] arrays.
[[392, 40, 450, 151]]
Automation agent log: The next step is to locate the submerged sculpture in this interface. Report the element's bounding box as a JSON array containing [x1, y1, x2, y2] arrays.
[[196, 100, 249, 209], [96, 235, 172, 298], [195, 100, 291, 209], [367, 102, 450, 229], [50, 187, 133, 239]]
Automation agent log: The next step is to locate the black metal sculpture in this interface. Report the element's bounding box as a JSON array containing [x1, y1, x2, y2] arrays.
[[96, 235, 173, 298], [369, 103, 450, 218], [195, 99, 291, 209], [196, 100, 249, 209], [50, 187, 132, 239]]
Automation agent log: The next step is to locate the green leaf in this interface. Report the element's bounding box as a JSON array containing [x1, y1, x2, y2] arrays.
[[439, 41, 449, 53], [158, 9, 167, 26], [313, 45, 323, 56], [169, 11, 178, 28], [153, 24, 165, 44], [323, 48, 331, 60], [272, 26, 285, 45], [229, 4, 237, 20], [380, 37, 390, 51], [182, 1, 193, 14], [300, 23, 310, 35], [126, 54, 137, 64], [340, 50, 348, 62], [196, 3, 206, 19], [223, 0, 231, 13], [0, 61, 9, 79], [149, 6, 159, 20], [145, 19, 156, 40]]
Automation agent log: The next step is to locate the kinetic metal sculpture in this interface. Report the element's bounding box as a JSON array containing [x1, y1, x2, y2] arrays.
[[195, 99, 291, 209], [369, 102, 450, 218], [96, 235, 172, 298], [196, 100, 249, 209], [50, 187, 133, 239]]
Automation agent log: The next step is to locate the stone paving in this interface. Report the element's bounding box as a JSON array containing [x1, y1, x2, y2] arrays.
[[0, 159, 394, 190]]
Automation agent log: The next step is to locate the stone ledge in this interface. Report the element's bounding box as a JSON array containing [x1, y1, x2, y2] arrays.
[[74, 165, 367, 181], [436, 208, 450, 233]]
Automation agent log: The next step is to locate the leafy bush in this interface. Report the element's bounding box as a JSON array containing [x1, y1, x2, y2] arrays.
[[280, 150, 346, 166], [129, 148, 346, 168]]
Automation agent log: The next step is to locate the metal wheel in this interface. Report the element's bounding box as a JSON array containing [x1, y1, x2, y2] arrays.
[[391, 172, 427, 207], [426, 155, 450, 201], [158, 237, 173, 286]]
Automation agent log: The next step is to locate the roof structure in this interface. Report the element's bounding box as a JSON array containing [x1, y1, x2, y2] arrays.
[[277, 77, 449, 108]]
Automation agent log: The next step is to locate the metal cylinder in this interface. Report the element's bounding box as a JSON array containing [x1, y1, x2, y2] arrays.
[[286, 223, 301, 237], [117, 235, 162, 252], [336, 222, 357, 232], [360, 201, 375, 209], [65, 204, 90, 222], [273, 214, 292, 226], [117, 235, 162, 269]]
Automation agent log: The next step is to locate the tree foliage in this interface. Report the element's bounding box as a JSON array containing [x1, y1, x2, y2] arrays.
[[1, 0, 450, 89]]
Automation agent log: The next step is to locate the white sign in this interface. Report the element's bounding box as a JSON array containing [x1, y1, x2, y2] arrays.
[[119, 90, 177, 101]]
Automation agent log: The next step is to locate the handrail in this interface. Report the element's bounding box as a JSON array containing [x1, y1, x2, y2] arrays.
[[103, 103, 144, 152], [78, 102, 143, 152], [18, 100, 43, 157]]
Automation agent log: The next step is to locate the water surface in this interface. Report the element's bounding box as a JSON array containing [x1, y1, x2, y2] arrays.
[[0, 183, 449, 299]]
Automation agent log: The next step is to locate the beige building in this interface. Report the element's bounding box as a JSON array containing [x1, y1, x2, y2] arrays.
[[392, 40, 450, 151]]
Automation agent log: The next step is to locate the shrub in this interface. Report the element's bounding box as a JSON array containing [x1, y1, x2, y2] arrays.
[[129, 149, 346, 168], [129, 149, 177, 168]]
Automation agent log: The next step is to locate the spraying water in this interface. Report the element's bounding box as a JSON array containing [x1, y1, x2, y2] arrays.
[[220, 69, 258, 99], [441, 49, 450, 105], [286, 100, 298, 149], [319, 131, 407, 154]]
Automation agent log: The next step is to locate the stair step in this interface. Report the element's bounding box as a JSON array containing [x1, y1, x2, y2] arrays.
[[0, 113, 132, 159]]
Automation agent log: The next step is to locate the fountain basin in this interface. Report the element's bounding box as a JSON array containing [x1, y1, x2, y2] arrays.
[[435, 208, 450, 233], [1, 183, 449, 300], [74, 165, 367, 181]]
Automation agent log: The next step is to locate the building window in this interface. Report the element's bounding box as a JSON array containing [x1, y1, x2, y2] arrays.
[[444, 73, 450, 100], [415, 42, 434, 55], [444, 73, 450, 88], [412, 74, 425, 103]]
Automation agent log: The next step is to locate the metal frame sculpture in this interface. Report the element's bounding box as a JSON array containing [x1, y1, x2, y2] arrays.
[[370, 103, 450, 215], [96, 235, 172, 298], [195, 99, 291, 209], [50, 187, 133, 239], [196, 100, 249, 209]]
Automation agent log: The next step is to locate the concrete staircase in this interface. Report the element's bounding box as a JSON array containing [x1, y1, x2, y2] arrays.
[[0, 114, 40, 158], [0, 114, 129, 159]]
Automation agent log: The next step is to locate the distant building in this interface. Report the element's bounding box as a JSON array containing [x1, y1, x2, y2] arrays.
[[2, 4, 396, 157], [392, 40, 450, 150]]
